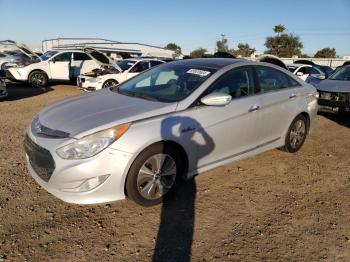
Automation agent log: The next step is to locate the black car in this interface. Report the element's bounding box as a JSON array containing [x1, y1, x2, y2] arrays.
[[316, 65, 350, 114]]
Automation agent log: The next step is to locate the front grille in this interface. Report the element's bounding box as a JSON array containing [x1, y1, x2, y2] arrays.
[[318, 91, 350, 102], [24, 134, 55, 182]]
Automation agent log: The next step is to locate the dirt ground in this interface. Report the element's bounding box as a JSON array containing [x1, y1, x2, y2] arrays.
[[0, 83, 349, 262]]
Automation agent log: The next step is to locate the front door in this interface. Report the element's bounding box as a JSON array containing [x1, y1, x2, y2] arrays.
[[49, 52, 71, 80], [127, 61, 150, 80], [188, 66, 260, 169]]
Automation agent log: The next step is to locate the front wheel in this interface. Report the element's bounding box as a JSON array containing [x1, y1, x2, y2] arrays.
[[283, 114, 308, 153], [102, 79, 118, 89], [125, 144, 181, 206], [28, 71, 48, 87]]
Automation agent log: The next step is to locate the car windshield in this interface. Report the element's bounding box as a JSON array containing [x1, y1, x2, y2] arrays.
[[41, 51, 58, 61], [112, 63, 216, 102], [117, 60, 136, 71], [329, 66, 350, 81]]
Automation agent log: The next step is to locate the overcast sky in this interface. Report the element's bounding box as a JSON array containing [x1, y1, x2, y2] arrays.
[[1, 0, 350, 56]]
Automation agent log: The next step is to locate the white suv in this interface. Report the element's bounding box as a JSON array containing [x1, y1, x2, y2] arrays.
[[77, 58, 165, 91], [6, 47, 109, 87]]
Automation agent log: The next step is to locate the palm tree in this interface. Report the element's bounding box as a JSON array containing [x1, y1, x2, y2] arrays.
[[273, 24, 286, 36]]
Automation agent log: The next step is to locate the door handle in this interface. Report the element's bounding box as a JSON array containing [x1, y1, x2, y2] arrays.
[[248, 105, 260, 112], [289, 93, 297, 99]]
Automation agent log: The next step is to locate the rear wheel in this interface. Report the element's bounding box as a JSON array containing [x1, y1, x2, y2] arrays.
[[125, 143, 181, 206], [28, 71, 48, 87], [102, 79, 118, 88], [283, 114, 308, 153]]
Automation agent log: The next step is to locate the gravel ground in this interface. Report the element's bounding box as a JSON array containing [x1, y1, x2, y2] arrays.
[[0, 83, 349, 262]]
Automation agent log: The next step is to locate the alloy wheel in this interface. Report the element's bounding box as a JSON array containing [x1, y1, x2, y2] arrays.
[[136, 153, 177, 200], [289, 120, 306, 149]]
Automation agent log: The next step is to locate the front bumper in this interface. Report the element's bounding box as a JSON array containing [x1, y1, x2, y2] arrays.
[[25, 134, 134, 204], [317, 91, 350, 113], [77, 76, 101, 92]]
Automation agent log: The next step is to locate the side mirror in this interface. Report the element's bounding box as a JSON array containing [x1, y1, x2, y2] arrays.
[[50, 57, 56, 63], [296, 72, 304, 76], [317, 75, 326, 80], [201, 92, 232, 106]]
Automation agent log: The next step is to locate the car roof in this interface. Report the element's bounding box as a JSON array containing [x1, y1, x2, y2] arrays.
[[287, 64, 311, 67], [169, 58, 247, 69], [123, 58, 163, 62]]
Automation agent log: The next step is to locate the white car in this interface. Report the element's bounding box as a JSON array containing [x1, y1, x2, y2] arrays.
[[77, 58, 165, 91], [5, 47, 108, 87], [0, 40, 41, 70], [288, 64, 325, 83], [24, 58, 318, 206]]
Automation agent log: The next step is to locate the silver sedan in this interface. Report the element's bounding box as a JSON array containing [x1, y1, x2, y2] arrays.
[[24, 58, 318, 206]]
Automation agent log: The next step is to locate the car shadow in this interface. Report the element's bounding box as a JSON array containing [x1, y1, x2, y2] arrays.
[[152, 116, 214, 262], [2, 82, 53, 101], [319, 112, 350, 128]]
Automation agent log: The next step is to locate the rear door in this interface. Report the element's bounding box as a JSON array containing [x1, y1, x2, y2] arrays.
[[49, 52, 71, 80], [253, 66, 302, 145]]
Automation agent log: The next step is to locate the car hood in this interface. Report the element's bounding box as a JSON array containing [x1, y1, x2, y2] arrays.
[[316, 80, 350, 93], [38, 89, 177, 138], [0, 40, 40, 60], [83, 47, 122, 72]]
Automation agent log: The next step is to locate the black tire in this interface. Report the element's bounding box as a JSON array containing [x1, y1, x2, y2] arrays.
[[28, 71, 48, 87], [1, 62, 7, 70], [102, 79, 118, 88], [283, 114, 308, 153], [125, 143, 182, 206]]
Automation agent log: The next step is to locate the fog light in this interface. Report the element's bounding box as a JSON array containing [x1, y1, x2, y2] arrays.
[[61, 174, 110, 193]]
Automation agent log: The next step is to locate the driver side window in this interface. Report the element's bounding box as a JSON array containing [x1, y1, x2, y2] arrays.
[[205, 67, 254, 99], [53, 52, 72, 62], [130, 62, 150, 73]]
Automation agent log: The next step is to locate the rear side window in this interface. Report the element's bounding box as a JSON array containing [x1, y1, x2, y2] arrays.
[[256, 66, 299, 93], [54, 52, 72, 62], [73, 52, 91, 61], [205, 67, 255, 99]]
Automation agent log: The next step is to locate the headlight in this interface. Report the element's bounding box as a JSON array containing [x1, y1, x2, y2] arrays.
[[87, 77, 102, 83], [56, 123, 131, 159]]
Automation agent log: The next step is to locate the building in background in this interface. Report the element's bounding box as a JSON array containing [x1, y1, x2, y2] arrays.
[[42, 38, 176, 59]]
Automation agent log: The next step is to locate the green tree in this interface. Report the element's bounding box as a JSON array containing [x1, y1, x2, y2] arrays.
[[232, 43, 256, 57], [265, 28, 303, 57], [165, 43, 182, 58], [314, 48, 336, 58], [273, 24, 286, 36], [190, 48, 208, 58], [216, 36, 230, 53]]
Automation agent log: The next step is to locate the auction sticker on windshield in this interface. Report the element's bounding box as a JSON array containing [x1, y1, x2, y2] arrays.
[[186, 69, 211, 77]]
